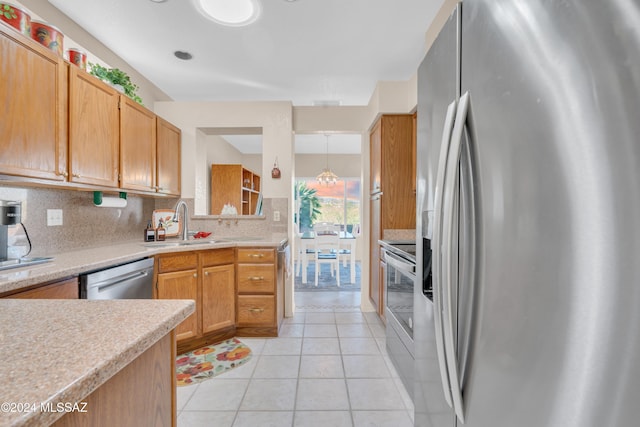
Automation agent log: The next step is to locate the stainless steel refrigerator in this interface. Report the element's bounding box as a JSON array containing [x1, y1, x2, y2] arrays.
[[415, 1, 640, 426]]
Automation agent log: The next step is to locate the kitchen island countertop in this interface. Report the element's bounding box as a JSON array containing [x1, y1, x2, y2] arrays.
[[0, 234, 288, 296], [0, 298, 195, 427]]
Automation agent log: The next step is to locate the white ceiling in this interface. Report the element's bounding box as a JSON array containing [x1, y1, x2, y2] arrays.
[[48, 0, 441, 107]]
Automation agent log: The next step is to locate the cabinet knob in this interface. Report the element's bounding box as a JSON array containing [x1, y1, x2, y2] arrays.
[[204, 271, 209, 276], [193, 273, 197, 278], [72, 173, 80, 178]]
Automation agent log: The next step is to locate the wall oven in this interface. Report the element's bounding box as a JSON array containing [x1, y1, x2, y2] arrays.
[[380, 240, 416, 401]]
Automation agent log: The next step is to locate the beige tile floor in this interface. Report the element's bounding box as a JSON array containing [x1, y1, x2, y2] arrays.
[[177, 291, 414, 427]]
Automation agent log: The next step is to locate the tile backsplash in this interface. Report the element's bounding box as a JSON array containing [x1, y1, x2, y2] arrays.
[[0, 186, 289, 257], [0, 186, 154, 256]]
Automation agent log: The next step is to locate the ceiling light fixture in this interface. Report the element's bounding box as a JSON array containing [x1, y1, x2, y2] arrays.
[[194, 0, 261, 27], [316, 134, 339, 185]]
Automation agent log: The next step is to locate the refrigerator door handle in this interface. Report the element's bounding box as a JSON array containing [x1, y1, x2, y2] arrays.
[[432, 100, 458, 408], [442, 91, 471, 423]]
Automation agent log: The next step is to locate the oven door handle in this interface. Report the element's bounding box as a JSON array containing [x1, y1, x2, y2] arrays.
[[383, 250, 416, 276]]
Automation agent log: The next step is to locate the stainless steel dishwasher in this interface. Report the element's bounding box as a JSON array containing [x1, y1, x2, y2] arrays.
[[80, 258, 154, 299]]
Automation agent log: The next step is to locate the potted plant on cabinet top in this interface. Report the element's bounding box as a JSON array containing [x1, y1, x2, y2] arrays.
[[88, 62, 143, 105]]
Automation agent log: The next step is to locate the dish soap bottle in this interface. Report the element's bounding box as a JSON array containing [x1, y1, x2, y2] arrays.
[[145, 220, 155, 242], [156, 219, 166, 241]]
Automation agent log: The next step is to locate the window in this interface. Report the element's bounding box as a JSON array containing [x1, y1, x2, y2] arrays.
[[295, 178, 360, 233]]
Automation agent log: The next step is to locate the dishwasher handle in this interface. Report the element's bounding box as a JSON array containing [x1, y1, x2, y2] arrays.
[[92, 270, 151, 292]]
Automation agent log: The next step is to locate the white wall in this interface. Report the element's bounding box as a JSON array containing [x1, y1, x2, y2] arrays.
[[294, 154, 361, 179], [154, 101, 294, 201]]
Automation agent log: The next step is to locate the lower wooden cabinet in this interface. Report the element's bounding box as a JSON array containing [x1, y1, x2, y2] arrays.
[[155, 246, 283, 351], [202, 263, 235, 334], [1, 277, 78, 299], [155, 248, 235, 354], [237, 295, 276, 326], [156, 269, 198, 341], [236, 247, 282, 337], [53, 331, 175, 427]]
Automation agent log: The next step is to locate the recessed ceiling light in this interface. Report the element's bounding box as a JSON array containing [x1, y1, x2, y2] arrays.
[[149, 0, 168, 3], [174, 51, 193, 60], [194, 0, 261, 27]]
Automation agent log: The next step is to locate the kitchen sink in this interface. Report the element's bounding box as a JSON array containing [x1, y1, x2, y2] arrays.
[[218, 236, 264, 242], [140, 240, 220, 248]]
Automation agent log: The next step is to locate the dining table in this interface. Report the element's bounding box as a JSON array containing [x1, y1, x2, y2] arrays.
[[299, 231, 357, 284]]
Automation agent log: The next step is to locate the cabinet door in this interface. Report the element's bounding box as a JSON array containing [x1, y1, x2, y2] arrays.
[[2, 277, 78, 299], [0, 27, 67, 180], [68, 67, 119, 187], [120, 96, 156, 191], [157, 270, 199, 341], [202, 264, 235, 334], [370, 120, 382, 193], [156, 117, 181, 196], [369, 197, 381, 311], [380, 115, 415, 229]]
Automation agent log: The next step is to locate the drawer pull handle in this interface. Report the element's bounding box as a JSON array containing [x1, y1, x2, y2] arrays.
[[248, 276, 264, 281], [249, 254, 265, 258], [249, 308, 265, 313]]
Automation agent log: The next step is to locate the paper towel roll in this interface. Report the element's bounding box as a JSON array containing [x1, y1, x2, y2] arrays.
[[94, 196, 127, 208]]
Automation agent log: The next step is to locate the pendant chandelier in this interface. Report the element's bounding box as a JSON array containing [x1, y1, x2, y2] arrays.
[[316, 134, 339, 185]]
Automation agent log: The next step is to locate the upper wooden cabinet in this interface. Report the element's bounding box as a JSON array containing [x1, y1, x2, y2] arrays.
[[369, 114, 416, 315], [68, 66, 120, 187], [1, 23, 181, 196], [156, 117, 181, 196], [120, 95, 157, 192], [370, 114, 416, 229], [0, 23, 67, 181]]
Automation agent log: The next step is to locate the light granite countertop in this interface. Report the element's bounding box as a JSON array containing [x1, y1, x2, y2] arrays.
[[0, 234, 288, 295], [0, 299, 195, 427]]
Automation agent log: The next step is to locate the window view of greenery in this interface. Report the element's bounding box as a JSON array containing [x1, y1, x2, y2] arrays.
[[295, 179, 360, 233]]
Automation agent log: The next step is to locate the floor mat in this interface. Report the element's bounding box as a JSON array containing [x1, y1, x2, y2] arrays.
[[176, 338, 252, 386]]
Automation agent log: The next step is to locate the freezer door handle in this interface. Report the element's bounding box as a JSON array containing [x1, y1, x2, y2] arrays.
[[432, 99, 458, 409], [442, 91, 471, 423]]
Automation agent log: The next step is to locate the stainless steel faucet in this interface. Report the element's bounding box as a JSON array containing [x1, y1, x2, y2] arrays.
[[173, 200, 189, 241]]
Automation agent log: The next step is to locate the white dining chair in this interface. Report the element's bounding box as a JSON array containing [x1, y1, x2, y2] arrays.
[[338, 223, 360, 268], [314, 233, 341, 287], [313, 222, 339, 233]]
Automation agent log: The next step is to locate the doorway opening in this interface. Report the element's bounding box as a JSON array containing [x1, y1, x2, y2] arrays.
[[293, 178, 362, 294]]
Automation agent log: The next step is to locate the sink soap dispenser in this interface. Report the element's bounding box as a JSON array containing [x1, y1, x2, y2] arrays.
[[156, 219, 166, 241], [145, 221, 155, 242]]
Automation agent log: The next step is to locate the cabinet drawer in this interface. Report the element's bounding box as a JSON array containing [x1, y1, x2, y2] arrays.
[[157, 252, 198, 273], [201, 248, 235, 267], [236, 248, 275, 263], [237, 295, 275, 326], [237, 264, 275, 294]]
